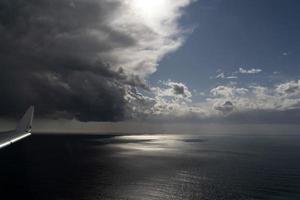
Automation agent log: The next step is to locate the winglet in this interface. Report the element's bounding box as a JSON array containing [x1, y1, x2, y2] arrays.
[[16, 106, 34, 133]]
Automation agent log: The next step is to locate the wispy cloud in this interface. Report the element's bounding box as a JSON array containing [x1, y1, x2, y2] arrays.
[[239, 67, 262, 74], [215, 72, 238, 80]]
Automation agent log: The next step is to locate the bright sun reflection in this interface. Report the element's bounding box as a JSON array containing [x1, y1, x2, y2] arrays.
[[112, 134, 181, 153]]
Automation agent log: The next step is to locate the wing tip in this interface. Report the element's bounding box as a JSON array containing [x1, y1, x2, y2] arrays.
[[16, 106, 35, 133]]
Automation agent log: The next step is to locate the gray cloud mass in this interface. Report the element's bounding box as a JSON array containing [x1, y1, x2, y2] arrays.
[[0, 0, 195, 121], [0, 0, 150, 121]]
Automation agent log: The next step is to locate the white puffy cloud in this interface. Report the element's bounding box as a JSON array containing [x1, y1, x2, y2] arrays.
[[125, 80, 208, 119], [275, 80, 300, 96], [209, 81, 300, 113], [210, 86, 248, 98], [150, 81, 193, 116], [126, 79, 300, 122], [153, 81, 192, 99]]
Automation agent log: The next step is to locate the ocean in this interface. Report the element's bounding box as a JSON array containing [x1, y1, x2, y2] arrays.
[[1, 131, 300, 200]]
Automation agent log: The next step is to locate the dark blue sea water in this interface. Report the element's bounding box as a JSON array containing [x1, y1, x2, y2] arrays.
[[1, 132, 300, 200]]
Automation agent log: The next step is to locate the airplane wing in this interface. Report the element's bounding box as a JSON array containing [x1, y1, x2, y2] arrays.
[[0, 106, 34, 149]]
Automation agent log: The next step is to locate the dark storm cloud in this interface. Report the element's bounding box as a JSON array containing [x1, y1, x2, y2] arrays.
[[0, 0, 145, 121]]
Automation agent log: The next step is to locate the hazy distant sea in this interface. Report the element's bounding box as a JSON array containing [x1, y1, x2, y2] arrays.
[[1, 131, 300, 200]]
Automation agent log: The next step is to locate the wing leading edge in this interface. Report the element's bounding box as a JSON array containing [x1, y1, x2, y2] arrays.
[[0, 106, 34, 149]]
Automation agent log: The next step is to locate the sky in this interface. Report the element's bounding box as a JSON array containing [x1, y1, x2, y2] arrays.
[[151, 0, 300, 90], [0, 0, 300, 125]]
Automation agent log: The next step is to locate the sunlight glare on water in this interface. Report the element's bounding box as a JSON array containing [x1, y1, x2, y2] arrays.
[[109, 134, 183, 153]]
